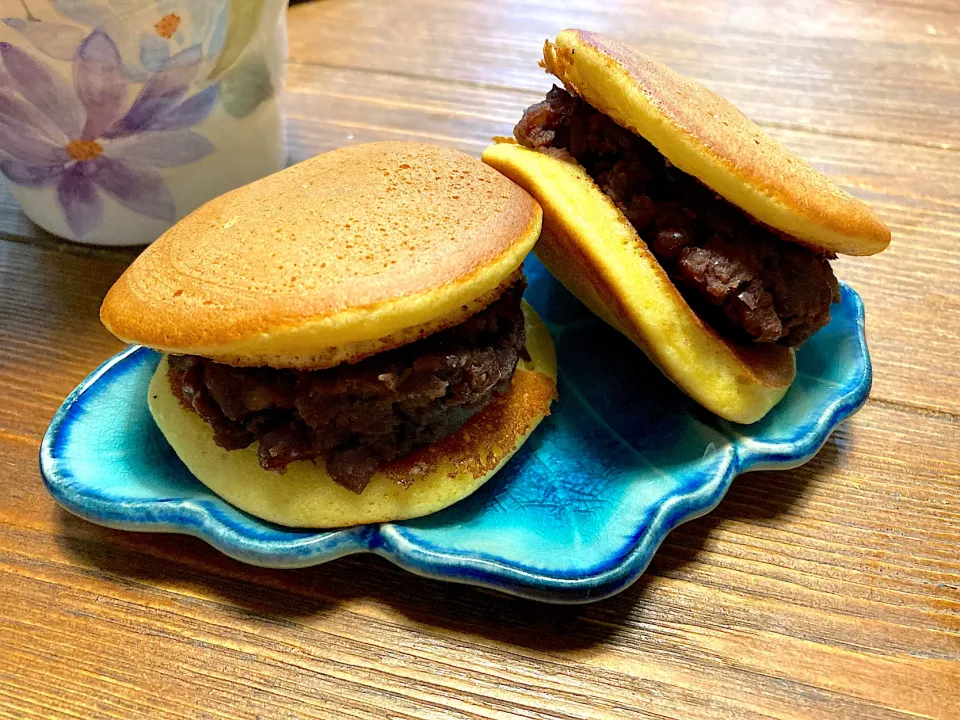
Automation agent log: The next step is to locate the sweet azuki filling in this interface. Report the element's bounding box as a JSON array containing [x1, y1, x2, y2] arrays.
[[514, 86, 840, 347], [167, 277, 528, 493]]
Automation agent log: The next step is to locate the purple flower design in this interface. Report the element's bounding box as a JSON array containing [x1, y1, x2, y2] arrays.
[[4, 0, 229, 80], [0, 28, 217, 237]]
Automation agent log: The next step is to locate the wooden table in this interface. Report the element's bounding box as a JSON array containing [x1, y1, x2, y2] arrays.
[[2, 1, 958, 718]]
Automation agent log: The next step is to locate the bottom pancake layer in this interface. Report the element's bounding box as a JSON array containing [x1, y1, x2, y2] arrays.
[[482, 142, 794, 424], [148, 303, 557, 529]]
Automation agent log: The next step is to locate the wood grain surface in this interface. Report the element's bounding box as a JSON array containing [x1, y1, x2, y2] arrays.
[[1, 1, 958, 718]]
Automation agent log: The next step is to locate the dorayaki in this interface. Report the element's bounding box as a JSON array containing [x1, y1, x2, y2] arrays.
[[101, 141, 557, 528], [483, 30, 889, 423]]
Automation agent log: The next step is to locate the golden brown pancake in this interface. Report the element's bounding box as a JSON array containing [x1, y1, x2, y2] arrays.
[[541, 29, 890, 256], [102, 141, 542, 369]]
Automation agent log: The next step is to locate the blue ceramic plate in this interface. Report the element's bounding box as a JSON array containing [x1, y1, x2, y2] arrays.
[[41, 258, 871, 603]]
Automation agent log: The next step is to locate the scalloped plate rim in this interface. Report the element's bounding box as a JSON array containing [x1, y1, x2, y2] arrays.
[[40, 284, 871, 603]]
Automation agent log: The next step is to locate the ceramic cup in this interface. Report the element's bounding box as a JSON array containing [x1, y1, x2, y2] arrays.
[[0, 0, 287, 245]]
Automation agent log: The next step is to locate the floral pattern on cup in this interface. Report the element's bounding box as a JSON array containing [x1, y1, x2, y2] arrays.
[[4, 0, 229, 80], [0, 28, 218, 238], [0, 0, 283, 243]]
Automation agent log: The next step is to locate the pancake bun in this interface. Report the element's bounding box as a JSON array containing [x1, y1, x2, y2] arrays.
[[542, 29, 890, 256], [483, 142, 793, 424], [101, 141, 542, 369], [147, 303, 558, 528]]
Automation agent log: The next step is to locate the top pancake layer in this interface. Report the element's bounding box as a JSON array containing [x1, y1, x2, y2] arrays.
[[544, 30, 890, 256], [101, 142, 542, 368]]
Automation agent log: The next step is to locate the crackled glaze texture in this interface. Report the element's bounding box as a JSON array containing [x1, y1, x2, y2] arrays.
[[40, 257, 871, 602]]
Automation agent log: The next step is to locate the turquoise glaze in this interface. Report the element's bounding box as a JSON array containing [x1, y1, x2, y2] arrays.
[[40, 257, 871, 602]]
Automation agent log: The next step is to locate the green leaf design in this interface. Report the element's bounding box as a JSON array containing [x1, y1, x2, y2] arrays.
[[208, 0, 266, 81], [221, 54, 275, 118]]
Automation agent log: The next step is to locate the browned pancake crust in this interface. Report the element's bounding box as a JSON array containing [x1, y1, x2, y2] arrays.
[[101, 142, 542, 367], [543, 30, 890, 256]]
